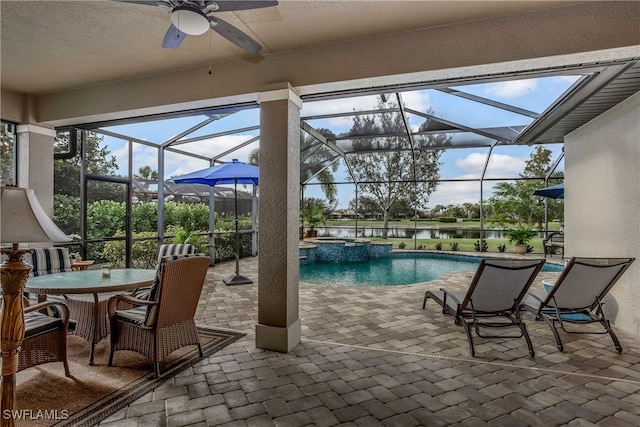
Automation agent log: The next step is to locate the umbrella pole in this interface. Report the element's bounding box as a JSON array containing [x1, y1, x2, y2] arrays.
[[224, 178, 253, 285]]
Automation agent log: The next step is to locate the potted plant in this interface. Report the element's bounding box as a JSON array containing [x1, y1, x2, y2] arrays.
[[302, 204, 326, 238], [507, 227, 537, 255]]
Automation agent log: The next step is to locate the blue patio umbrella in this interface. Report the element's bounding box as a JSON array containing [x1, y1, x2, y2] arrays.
[[172, 159, 259, 285], [533, 183, 564, 199]]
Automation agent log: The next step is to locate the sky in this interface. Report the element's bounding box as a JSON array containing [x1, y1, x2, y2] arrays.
[[101, 74, 577, 209]]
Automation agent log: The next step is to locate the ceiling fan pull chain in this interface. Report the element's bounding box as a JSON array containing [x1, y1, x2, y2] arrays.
[[209, 31, 213, 75]]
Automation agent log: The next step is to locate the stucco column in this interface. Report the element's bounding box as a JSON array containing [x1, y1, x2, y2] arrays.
[[255, 84, 302, 352], [15, 124, 56, 216]]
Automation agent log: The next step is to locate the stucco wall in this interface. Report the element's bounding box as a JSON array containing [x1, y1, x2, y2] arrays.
[[565, 91, 640, 338]]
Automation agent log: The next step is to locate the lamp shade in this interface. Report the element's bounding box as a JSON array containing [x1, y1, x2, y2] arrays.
[[0, 186, 70, 244], [170, 5, 210, 35]]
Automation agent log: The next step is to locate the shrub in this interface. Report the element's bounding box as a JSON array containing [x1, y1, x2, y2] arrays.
[[438, 217, 457, 223], [449, 242, 459, 251], [474, 239, 488, 252], [498, 244, 506, 253], [101, 231, 158, 269], [506, 227, 537, 245], [398, 242, 406, 249], [435, 243, 443, 250]]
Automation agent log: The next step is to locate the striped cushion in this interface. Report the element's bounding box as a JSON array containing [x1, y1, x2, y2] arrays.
[[144, 253, 208, 327], [24, 248, 72, 318], [26, 248, 72, 277], [130, 244, 199, 301], [156, 244, 197, 264], [114, 306, 147, 326]]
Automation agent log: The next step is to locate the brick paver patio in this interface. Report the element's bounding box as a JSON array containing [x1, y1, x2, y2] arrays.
[[99, 255, 640, 426]]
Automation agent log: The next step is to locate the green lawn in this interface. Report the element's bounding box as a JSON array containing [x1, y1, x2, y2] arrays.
[[367, 237, 547, 254]]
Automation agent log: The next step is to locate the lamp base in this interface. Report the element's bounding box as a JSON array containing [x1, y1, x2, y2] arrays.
[[1, 246, 32, 423], [224, 274, 253, 286]]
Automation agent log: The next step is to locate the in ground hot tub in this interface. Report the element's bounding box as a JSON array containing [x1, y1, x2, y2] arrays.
[[300, 237, 393, 263]]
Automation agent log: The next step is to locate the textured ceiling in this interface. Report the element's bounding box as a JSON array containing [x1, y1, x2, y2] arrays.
[[1, 0, 581, 95]]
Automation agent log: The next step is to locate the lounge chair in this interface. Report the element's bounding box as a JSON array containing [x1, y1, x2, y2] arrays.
[[521, 257, 635, 352], [423, 258, 545, 357]]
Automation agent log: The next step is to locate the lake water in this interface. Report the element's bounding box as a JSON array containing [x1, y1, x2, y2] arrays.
[[316, 226, 541, 240]]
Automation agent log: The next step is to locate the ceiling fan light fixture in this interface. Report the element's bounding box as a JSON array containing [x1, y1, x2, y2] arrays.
[[170, 5, 210, 35]]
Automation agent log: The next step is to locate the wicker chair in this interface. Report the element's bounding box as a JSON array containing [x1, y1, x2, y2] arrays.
[[19, 298, 71, 376], [156, 243, 197, 263], [107, 254, 210, 377], [130, 244, 198, 301]]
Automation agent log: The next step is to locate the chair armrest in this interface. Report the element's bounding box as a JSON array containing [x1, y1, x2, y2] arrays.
[[441, 288, 462, 305], [24, 299, 70, 323], [107, 293, 156, 317], [525, 289, 546, 304], [545, 232, 564, 242]]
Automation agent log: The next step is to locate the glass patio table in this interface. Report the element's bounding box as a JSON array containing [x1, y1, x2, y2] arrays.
[[25, 268, 156, 365]]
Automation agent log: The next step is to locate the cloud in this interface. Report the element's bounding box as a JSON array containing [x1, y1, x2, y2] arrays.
[[427, 181, 481, 207], [485, 79, 538, 99], [455, 152, 489, 175], [454, 152, 525, 178]]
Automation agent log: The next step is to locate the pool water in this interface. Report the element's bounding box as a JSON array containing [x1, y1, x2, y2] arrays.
[[299, 253, 562, 287]]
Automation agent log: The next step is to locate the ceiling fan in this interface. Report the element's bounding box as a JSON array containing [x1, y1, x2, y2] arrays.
[[121, 1, 278, 53]]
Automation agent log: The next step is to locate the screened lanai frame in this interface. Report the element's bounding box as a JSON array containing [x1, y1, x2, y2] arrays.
[[58, 57, 639, 262]]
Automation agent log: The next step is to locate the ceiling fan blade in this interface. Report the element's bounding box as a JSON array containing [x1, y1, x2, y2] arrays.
[[209, 17, 262, 54], [117, 0, 173, 6], [212, 1, 278, 12], [162, 24, 187, 49]]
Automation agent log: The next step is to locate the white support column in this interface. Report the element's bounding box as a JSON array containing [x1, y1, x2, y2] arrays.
[[16, 124, 56, 216], [255, 83, 302, 352], [15, 124, 57, 248]]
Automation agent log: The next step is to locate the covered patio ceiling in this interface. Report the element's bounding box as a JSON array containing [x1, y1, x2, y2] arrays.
[[1, 1, 639, 185]]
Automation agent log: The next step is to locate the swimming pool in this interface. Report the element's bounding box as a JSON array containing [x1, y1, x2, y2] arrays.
[[299, 252, 562, 287]]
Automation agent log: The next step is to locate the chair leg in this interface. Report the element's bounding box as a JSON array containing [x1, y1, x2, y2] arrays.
[[108, 322, 116, 367], [543, 316, 564, 352], [520, 323, 535, 357], [197, 343, 204, 358], [463, 320, 476, 357], [602, 319, 623, 353], [422, 292, 428, 309], [63, 359, 71, 377]]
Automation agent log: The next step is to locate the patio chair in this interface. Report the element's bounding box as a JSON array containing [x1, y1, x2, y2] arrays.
[[24, 247, 72, 318], [107, 253, 210, 377], [521, 257, 635, 352], [423, 258, 546, 357], [18, 298, 71, 376], [130, 243, 198, 301], [157, 243, 197, 263]]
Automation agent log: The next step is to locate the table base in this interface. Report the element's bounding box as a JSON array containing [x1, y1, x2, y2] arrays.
[[65, 292, 123, 365]]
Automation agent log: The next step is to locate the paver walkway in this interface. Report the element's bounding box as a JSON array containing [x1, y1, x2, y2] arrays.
[[100, 255, 640, 426]]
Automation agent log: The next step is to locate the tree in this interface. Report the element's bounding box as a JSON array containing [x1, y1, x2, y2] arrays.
[[487, 146, 563, 228], [0, 122, 15, 186], [54, 130, 119, 198], [249, 127, 340, 208], [347, 97, 448, 237], [53, 130, 122, 236], [300, 128, 340, 208], [349, 195, 381, 219], [135, 165, 158, 180]]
